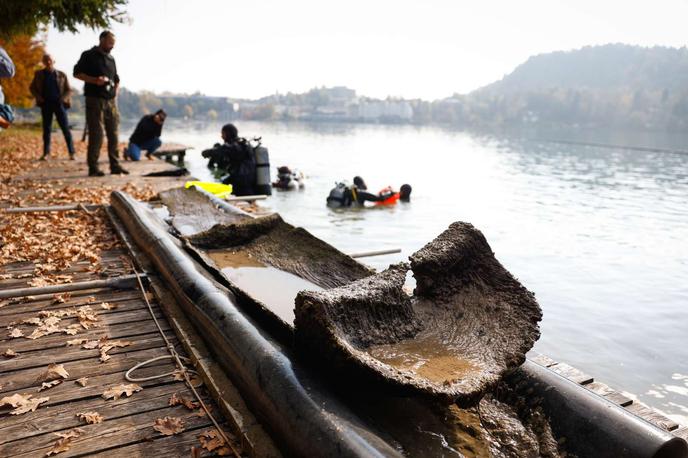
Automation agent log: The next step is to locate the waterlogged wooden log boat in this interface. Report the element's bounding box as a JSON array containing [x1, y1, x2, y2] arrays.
[[110, 187, 688, 457], [296, 222, 542, 405]]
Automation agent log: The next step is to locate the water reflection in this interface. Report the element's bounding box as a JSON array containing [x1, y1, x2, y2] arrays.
[[127, 119, 688, 423]]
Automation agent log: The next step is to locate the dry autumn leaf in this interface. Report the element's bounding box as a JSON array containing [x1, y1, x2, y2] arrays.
[[21, 317, 42, 326], [3, 349, 18, 358], [102, 383, 142, 400], [100, 302, 117, 310], [153, 416, 185, 436], [75, 377, 88, 387], [9, 328, 24, 338], [39, 380, 63, 391], [76, 411, 104, 424], [198, 429, 232, 455], [0, 393, 49, 415], [36, 363, 69, 383], [66, 338, 88, 347], [45, 428, 84, 456], [169, 393, 200, 410]]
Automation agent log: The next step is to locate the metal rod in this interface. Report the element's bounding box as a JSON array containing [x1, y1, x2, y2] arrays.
[[223, 195, 268, 202], [349, 248, 401, 258], [3, 204, 101, 213], [0, 273, 145, 299]]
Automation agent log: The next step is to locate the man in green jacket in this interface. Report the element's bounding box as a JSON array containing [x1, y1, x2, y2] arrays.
[[73, 31, 128, 176]]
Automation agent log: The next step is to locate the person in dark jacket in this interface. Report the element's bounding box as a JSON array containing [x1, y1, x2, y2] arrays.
[[30, 53, 76, 160], [0, 46, 15, 129], [201, 123, 256, 196], [124, 109, 166, 160], [73, 30, 127, 176]]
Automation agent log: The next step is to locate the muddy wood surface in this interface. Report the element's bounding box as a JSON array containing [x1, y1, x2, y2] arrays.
[[149, 188, 572, 456], [295, 222, 542, 405]]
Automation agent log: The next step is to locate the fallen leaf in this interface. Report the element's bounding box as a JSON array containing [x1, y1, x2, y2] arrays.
[[85, 296, 96, 303], [3, 349, 18, 358], [43, 316, 61, 327], [0, 393, 30, 408], [45, 428, 84, 456], [36, 363, 69, 382], [21, 317, 42, 326], [100, 302, 117, 310], [75, 377, 88, 387], [81, 340, 100, 350], [153, 416, 185, 436], [9, 328, 24, 338], [62, 328, 78, 335], [40, 380, 63, 391], [102, 383, 142, 400], [99, 349, 111, 363], [169, 393, 200, 410], [66, 338, 87, 346], [0, 393, 49, 415], [76, 411, 104, 424], [51, 293, 71, 304], [198, 429, 232, 455]]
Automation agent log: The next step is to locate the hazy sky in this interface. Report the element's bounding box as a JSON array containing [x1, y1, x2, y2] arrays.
[[46, 0, 688, 100]]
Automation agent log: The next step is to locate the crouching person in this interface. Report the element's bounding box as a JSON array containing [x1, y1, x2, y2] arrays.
[[124, 109, 166, 160]]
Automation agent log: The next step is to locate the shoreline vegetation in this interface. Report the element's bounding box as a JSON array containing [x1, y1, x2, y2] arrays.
[[13, 43, 688, 133]]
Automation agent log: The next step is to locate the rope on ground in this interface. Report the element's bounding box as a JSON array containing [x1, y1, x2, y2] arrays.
[[128, 267, 241, 458]]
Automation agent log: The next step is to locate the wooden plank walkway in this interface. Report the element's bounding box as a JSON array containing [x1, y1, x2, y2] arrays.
[[529, 352, 686, 440], [0, 143, 249, 456]]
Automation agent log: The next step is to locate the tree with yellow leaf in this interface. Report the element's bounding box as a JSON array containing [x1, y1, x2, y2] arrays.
[[0, 35, 45, 108]]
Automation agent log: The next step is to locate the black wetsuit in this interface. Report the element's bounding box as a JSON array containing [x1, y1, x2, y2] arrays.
[[202, 139, 256, 196], [327, 185, 390, 207]]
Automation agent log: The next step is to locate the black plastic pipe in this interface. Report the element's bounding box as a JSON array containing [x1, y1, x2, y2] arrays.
[[513, 360, 688, 458], [110, 191, 401, 458]]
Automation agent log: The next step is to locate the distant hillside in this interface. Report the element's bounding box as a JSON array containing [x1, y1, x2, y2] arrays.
[[451, 44, 688, 131], [479, 44, 688, 94]]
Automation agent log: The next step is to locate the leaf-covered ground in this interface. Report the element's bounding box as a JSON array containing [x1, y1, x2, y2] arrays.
[[0, 127, 156, 282]]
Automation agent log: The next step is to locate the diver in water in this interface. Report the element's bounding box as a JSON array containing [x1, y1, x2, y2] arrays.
[[326, 176, 412, 207], [201, 123, 256, 196]]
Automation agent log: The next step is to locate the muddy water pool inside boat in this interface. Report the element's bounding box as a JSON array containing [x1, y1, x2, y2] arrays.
[[367, 335, 482, 385], [207, 250, 323, 324]]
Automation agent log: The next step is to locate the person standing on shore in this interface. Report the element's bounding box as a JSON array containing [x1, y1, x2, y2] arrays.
[[0, 46, 16, 129], [30, 53, 76, 160], [73, 31, 128, 176]]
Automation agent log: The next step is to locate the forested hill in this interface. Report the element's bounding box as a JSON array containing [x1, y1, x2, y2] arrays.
[[479, 44, 688, 94], [457, 44, 688, 131]]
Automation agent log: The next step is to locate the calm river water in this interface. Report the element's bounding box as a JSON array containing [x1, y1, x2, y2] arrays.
[[127, 119, 688, 424]]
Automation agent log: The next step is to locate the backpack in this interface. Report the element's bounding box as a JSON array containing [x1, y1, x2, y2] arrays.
[[326, 182, 351, 207]]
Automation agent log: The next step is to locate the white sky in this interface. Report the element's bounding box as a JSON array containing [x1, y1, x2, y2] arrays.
[[45, 0, 688, 101]]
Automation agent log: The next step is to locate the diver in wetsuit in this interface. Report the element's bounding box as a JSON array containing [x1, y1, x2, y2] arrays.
[[326, 176, 412, 207], [201, 123, 256, 196]]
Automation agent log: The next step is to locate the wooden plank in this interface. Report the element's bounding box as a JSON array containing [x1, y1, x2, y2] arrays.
[[584, 381, 634, 407], [0, 289, 142, 318], [0, 307, 167, 345], [0, 345, 179, 394], [5, 399, 215, 457], [674, 426, 688, 441], [548, 362, 594, 385], [528, 353, 558, 367], [0, 331, 176, 373], [88, 425, 237, 458], [0, 315, 171, 355], [624, 401, 679, 431], [0, 296, 148, 328], [0, 382, 194, 444]]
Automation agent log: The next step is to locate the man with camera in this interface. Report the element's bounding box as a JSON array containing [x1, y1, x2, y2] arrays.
[[74, 30, 128, 176]]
